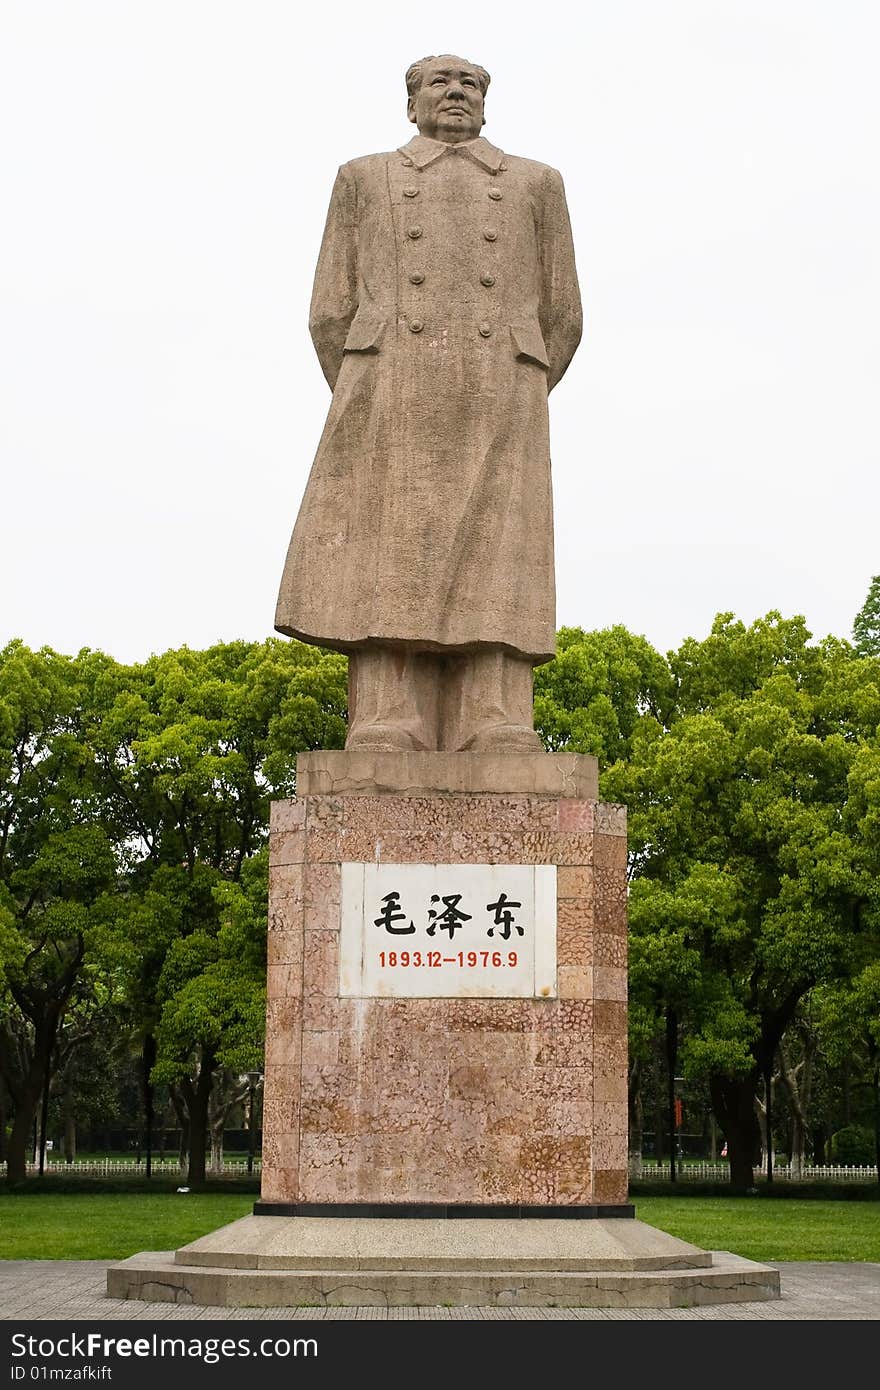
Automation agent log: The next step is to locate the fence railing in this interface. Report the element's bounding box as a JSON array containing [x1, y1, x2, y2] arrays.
[[636, 1160, 876, 1181], [4, 1156, 875, 1181], [0, 1158, 261, 1176]]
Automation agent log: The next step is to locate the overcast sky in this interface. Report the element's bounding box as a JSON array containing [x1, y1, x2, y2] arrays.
[[1, 1, 877, 665]]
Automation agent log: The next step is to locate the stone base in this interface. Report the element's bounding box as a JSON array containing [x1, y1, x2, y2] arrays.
[[263, 750, 629, 1209], [106, 1215, 780, 1308]]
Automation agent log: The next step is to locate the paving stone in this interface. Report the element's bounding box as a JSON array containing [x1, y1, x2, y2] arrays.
[[1, 1260, 878, 1319]]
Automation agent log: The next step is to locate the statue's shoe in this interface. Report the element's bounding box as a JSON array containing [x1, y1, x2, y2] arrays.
[[458, 723, 543, 753], [345, 723, 427, 753]]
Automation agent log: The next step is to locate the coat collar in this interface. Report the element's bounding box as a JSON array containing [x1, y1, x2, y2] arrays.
[[397, 134, 505, 174]]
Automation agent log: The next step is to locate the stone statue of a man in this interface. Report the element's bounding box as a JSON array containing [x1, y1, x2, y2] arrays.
[[275, 54, 582, 752]]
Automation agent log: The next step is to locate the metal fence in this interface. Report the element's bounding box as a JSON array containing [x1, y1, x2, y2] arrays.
[[0, 1158, 262, 1176], [4, 1157, 874, 1181], [637, 1160, 876, 1182]]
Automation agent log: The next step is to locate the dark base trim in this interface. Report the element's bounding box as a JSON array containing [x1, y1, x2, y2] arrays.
[[253, 1202, 635, 1220]]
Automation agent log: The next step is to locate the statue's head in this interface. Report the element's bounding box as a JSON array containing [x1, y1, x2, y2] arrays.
[[405, 54, 490, 144]]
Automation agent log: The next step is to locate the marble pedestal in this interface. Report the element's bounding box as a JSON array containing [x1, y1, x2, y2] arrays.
[[260, 750, 628, 1211]]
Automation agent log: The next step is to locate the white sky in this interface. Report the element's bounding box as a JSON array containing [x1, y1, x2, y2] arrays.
[[1, 1, 878, 664]]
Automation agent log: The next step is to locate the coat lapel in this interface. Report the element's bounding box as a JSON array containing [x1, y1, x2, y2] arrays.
[[397, 134, 505, 173]]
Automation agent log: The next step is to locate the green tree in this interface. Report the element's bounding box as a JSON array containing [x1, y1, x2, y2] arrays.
[[151, 853, 268, 1181], [818, 967, 880, 1180], [534, 625, 674, 764], [853, 576, 880, 656], [605, 613, 878, 1188], [0, 642, 119, 1184], [94, 638, 346, 1182]]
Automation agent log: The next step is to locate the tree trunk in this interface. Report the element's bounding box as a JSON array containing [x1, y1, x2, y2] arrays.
[[62, 1090, 77, 1165], [208, 1112, 225, 1178], [627, 1059, 643, 1179], [1, 935, 85, 1186], [169, 1085, 190, 1172], [2, 1029, 52, 1187], [182, 1047, 216, 1186], [763, 1057, 773, 1183], [187, 1099, 209, 1185], [653, 1036, 665, 1162], [872, 1051, 880, 1188], [665, 1009, 678, 1183], [141, 1034, 156, 1179], [777, 1029, 814, 1181], [6, 1092, 39, 1184], [710, 1072, 760, 1190]]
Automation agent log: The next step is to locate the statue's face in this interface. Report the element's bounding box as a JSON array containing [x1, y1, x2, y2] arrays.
[[408, 57, 485, 144]]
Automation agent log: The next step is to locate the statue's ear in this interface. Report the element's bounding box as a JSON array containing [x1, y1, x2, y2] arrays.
[[407, 97, 417, 125]]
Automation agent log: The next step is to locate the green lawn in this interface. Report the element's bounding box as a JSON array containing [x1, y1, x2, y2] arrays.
[[0, 1192, 254, 1259], [635, 1196, 880, 1262], [0, 1192, 878, 1262]]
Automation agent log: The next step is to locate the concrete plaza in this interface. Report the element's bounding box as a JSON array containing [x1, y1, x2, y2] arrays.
[[1, 1260, 878, 1319]]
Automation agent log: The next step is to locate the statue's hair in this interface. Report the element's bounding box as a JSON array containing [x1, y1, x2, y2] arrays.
[[405, 55, 490, 100]]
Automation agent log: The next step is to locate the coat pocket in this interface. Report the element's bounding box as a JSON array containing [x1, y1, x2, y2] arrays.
[[343, 309, 387, 353], [510, 321, 550, 369]]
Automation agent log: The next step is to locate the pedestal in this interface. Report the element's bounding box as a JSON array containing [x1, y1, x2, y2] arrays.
[[259, 750, 628, 1212]]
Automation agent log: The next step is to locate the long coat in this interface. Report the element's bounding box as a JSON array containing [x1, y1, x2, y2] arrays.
[[275, 133, 582, 664]]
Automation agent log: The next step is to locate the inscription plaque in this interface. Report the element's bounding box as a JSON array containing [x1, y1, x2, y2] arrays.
[[339, 862, 557, 998]]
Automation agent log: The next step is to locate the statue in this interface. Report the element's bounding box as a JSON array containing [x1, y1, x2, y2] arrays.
[[275, 55, 582, 752]]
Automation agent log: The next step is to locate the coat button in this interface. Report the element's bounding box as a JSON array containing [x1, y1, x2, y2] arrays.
[[483, 228, 498, 241], [478, 322, 492, 337], [409, 272, 425, 284], [407, 226, 423, 239], [403, 186, 419, 197], [401, 157, 414, 167], [488, 189, 502, 200], [409, 318, 424, 333], [480, 274, 495, 287]]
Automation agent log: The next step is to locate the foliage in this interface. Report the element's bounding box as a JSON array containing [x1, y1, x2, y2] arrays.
[[151, 851, 268, 1083], [853, 575, 880, 656], [544, 611, 880, 1186], [830, 1124, 875, 1165], [534, 625, 674, 765], [3, 605, 879, 1196], [0, 642, 123, 1180], [0, 637, 347, 1184], [88, 638, 346, 1179]]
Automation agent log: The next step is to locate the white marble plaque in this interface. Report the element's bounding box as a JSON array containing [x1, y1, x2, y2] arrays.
[[339, 863, 557, 998]]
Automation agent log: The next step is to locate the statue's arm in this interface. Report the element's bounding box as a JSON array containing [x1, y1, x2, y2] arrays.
[[537, 166, 583, 393], [308, 164, 358, 390]]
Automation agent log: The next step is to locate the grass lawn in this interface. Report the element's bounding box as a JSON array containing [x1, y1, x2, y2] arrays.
[[0, 1191, 878, 1262], [0, 1192, 254, 1260], [635, 1196, 880, 1262]]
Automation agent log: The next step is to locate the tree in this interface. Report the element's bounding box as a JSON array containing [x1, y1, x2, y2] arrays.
[[151, 854, 267, 1181], [0, 642, 119, 1184], [534, 625, 674, 764], [819, 968, 880, 1182], [605, 613, 877, 1188], [774, 1004, 819, 1178], [94, 638, 346, 1182], [853, 576, 880, 656], [627, 863, 745, 1178]]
